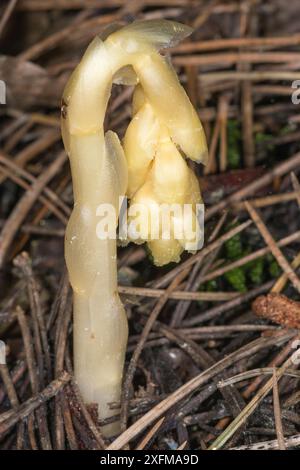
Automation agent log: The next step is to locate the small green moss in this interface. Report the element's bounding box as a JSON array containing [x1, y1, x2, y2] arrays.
[[225, 267, 247, 293], [223, 225, 247, 292], [248, 257, 264, 285], [255, 132, 274, 152], [205, 279, 218, 292], [225, 230, 244, 261], [268, 255, 281, 278], [227, 120, 241, 169], [279, 124, 293, 136]]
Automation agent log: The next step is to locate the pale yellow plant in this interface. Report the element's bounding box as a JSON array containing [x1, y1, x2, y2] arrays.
[[61, 19, 207, 437], [124, 85, 207, 265]]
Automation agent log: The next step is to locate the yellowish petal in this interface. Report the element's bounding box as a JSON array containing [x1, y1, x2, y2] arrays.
[[148, 237, 183, 266]]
